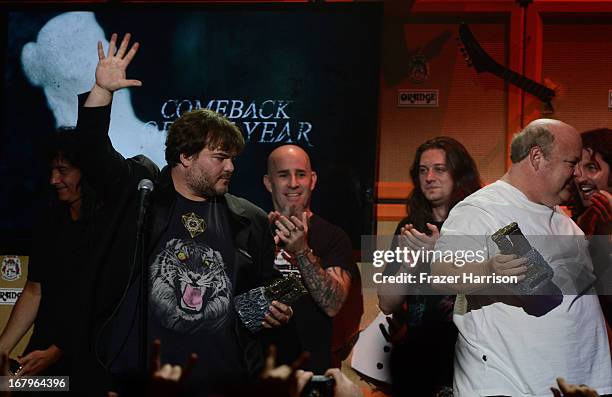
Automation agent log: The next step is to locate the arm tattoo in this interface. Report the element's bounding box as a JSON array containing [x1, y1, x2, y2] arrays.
[[296, 253, 350, 317]]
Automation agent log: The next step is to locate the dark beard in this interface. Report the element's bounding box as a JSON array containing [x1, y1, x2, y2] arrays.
[[186, 174, 220, 199], [192, 183, 217, 198]]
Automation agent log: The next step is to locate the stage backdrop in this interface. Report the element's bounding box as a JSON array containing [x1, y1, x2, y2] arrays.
[[0, 4, 382, 253]]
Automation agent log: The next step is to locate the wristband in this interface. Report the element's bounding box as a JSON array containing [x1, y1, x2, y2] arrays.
[[295, 248, 313, 259]]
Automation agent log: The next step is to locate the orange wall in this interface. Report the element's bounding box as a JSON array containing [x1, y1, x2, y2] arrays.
[[376, 0, 612, 227]]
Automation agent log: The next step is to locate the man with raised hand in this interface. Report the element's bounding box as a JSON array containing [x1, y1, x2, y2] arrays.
[[75, 33, 290, 395], [430, 119, 612, 396]]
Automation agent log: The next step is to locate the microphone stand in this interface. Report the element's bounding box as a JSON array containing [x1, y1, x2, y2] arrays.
[[137, 222, 147, 383], [136, 184, 152, 384]]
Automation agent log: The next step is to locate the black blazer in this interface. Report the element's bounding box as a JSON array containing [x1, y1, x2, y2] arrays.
[[71, 94, 278, 395]]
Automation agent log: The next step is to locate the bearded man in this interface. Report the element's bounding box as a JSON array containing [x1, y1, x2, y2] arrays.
[[262, 145, 362, 372], [72, 33, 289, 396]]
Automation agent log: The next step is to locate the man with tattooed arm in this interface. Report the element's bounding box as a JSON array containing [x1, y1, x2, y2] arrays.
[[262, 145, 361, 372]]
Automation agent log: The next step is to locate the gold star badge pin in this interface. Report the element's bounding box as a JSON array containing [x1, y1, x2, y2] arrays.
[[181, 212, 206, 238]]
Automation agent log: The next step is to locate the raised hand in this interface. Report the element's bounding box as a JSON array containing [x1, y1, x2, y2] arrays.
[[258, 346, 310, 397], [149, 339, 197, 397], [95, 33, 141, 93], [85, 33, 141, 108]]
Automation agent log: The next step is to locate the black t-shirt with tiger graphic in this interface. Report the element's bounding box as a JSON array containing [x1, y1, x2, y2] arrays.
[[148, 194, 246, 394]]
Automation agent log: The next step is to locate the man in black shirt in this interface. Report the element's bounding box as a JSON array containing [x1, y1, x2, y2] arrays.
[[263, 145, 361, 372], [0, 130, 91, 376], [74, 33, 291, 395], [374, 137, 481, 396]]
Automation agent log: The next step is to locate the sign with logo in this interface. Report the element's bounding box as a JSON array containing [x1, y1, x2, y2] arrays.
[[1, 256, 21, 282], [397, 89, 439, 107], [408, 54, 429, 84], [0, 288, 22, 305]]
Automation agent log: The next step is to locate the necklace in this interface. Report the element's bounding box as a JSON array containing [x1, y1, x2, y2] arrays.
[[181, 212, 206, 238]]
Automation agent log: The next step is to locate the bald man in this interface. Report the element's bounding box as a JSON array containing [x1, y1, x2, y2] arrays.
[[429, 119, 612, 396], [263, 145, 361, 372]]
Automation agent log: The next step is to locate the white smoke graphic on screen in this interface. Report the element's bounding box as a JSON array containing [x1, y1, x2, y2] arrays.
[[20, 11, 166, 167]]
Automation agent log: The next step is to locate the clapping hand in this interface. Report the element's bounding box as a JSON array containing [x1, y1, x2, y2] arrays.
[[577, 191, 612, 238], [398, 223, 440, 252]]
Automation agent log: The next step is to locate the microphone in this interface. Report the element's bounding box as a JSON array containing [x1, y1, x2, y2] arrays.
[[138, 178, 154, 193], [136, 179, 154, 230]]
